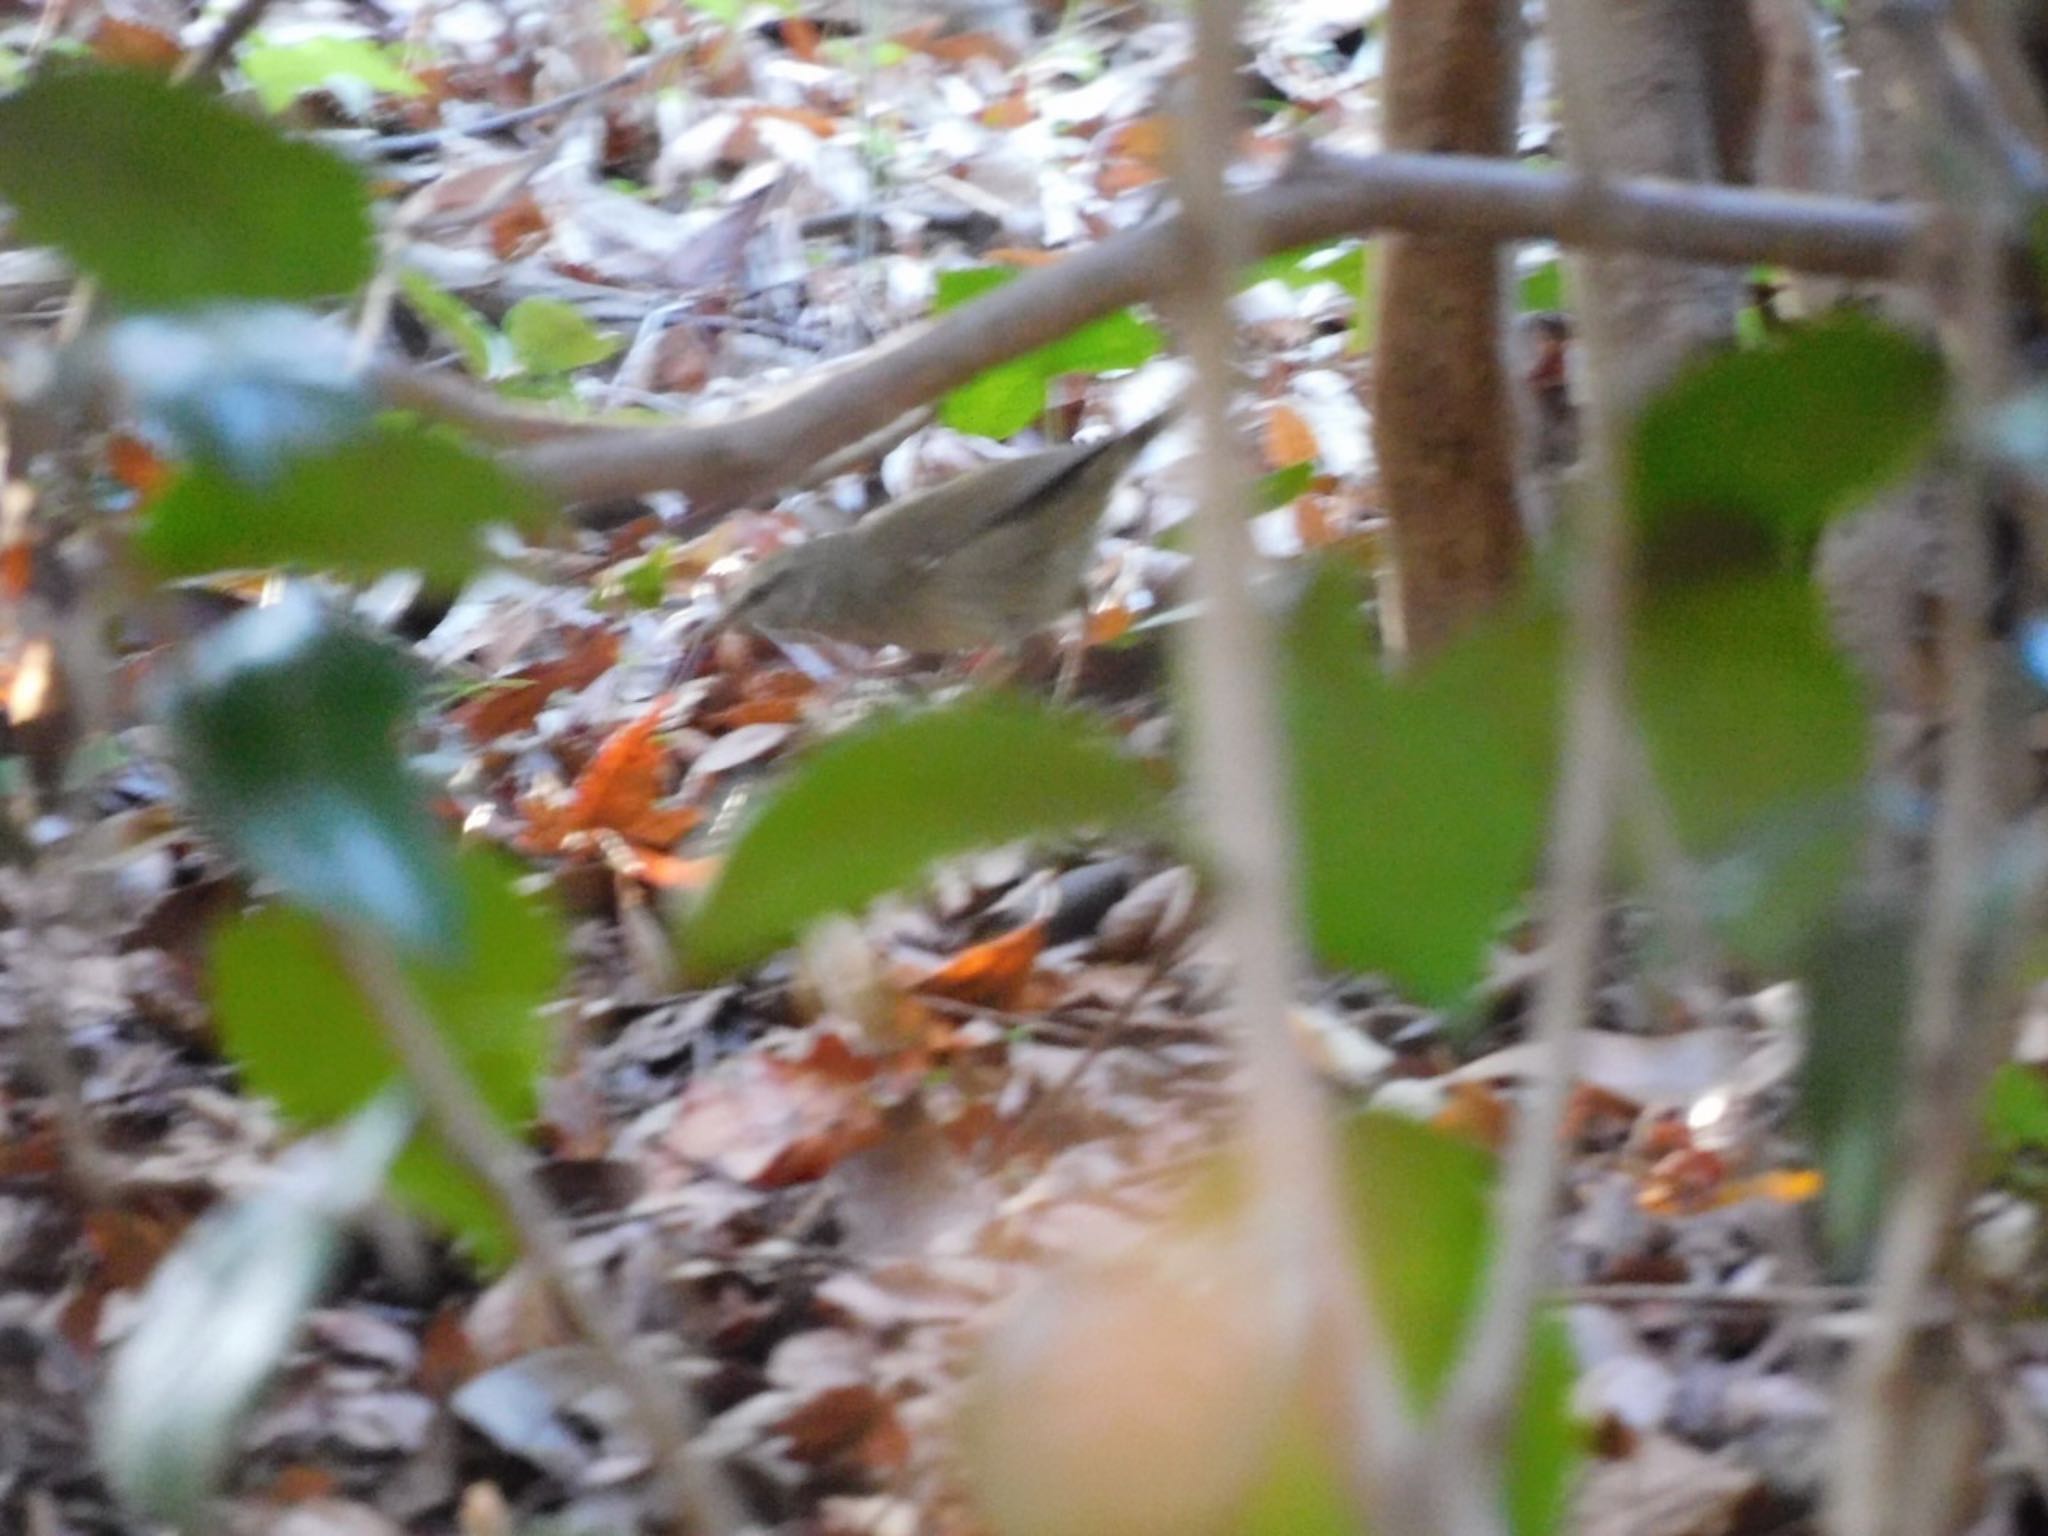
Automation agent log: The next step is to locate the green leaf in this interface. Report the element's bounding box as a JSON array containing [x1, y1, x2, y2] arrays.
[[0, 66, 373, 307], [1796, 897, 1915, 1274], [940, 360, 1059, 440], [1283, 564, 1560, 1004], [137, 419, 546, 586], [933, 265, 1162, 438], [681, 693, 1166, 979], [399, 269, 503, 379], [1630, 570, 1868, 960], [1630, 312, 1945, 579], [99, 1094, 412, 1523], [1333, 1113, 1578, 1535], [504, 297, 623, 375], [103, 306, 372, 484], [1517, 256, 1564, 314], [1986, 1064, 2048, 1156], [166, 591, 462, 953], [1038, 307, 1165, 376], [934, 266, 1017, 312], [239, 34, 426, 113], [1256, 461, 1316, 510], [210, 849, 564, 1267]]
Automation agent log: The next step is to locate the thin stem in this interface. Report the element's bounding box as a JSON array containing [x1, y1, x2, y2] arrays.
[[1169, 12, 1428, 1536], [330, 925, 745, 1536]]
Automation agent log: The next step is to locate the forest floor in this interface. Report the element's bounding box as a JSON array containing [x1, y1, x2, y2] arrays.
[[0, 0, 2017, 1533]]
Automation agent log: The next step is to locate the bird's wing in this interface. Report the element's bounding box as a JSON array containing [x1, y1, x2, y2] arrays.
[[855, 441, 1101, 569]]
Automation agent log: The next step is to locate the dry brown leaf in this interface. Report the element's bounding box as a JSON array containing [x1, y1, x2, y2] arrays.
[[521, 704, 700, 851], [449, 628, 619, 741], [1431, 1078, 1512, 1153], [90, 15, 182, 71], [662, 1039, 885, 1187], [912, 922, 1046, 1009], [1261, 403, 1318, 469]]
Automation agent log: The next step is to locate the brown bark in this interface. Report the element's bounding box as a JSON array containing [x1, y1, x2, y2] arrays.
[[1369, 0, 1526, 658]]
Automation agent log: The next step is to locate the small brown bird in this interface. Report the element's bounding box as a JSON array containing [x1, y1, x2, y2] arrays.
[[724, 406, 1180, 653]]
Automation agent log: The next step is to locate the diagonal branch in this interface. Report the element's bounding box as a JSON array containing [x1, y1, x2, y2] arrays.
[[487, 151, 1929, 509]]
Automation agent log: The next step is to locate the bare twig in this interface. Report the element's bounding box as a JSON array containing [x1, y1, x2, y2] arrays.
[[1559, 1282, 1875, 1310], [174, 0, 278, 87], [355, 42, 691, 159], [330, 926, 745, 1536], [486, 153, 1928, 509], [1167, 18, 1429, 1536]]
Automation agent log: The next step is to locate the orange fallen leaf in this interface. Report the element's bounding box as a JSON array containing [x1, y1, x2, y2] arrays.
[[1097, 158, 1167, 196], [1084, 601, 1135, 648], [779, 15, 822, 59], [1431, 1078, 1511, 1153], [1261, 403, 1319, 470], [91, 15, 182, 71], [450, 628, 620, 742], [913, 922, 1047, 1009], [1104, 115, 1170, 165], [752, 103, 841, 138], [982, 89, 1033, 130], [702, 694, 806, 730], [522, 704, 701, 852], [984, 247, 1065, 269], [488, 193, 550, 261], [108, 433, 173, 498]]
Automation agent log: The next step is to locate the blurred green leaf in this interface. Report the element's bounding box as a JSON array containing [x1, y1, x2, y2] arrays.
[[1257, 461, 1316, 510], [504, 297, 623, 375], [167, 591, 461, 952], [0, 66, 373, 306], [103, 306, 371, 484], [939, 361, 1053, 441], [1303, 1113, 1578, 1536], [934, 265, 1023, 312], [681, 693, 1166, 979], [98, 1094, 412, 1523], [1631, 570, 1868, 960], [1236, 1395, 1352, 1536], [1517, 256, 1563, 314], [137, 419, 545, 586], [400, 269, 504, 379], [1986, 1064, 2048, 1156], [211, 849, 563, 1266], [1283, 563, 1560, 1004], [1248, 241, 1371, 304], [239, 34, 425, 112], [1796, 897, 1915, 1274], [1630, 312, 1944, 579], [933, 266, 1163, 438]]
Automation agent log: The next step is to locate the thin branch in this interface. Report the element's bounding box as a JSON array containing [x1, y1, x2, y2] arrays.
[[330, 926, 745, 1536], [492, 152, 1928, 509], [353, 42, 691, 160], [174, 0, 278, 87], [1167, 21, 1429, 1536]]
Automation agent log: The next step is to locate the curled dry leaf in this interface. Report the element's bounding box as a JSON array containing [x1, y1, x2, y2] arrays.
[[911, 922, 1047, 1010], [448, 627, 619, 742], [520, 703, 701, 852]]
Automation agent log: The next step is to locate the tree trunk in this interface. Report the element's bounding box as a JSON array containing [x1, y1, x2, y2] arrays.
[[1369, 0, 1526, 658]]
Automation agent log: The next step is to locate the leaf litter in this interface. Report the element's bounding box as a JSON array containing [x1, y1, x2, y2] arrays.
[[0, 0, 1964, 1531]]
